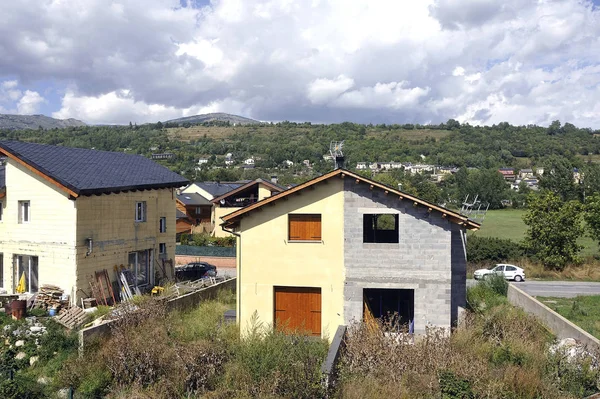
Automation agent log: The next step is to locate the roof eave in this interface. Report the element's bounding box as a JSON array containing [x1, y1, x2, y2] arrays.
[[78, 180, 189, 196]]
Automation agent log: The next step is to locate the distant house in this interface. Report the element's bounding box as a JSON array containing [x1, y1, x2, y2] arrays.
[[356, 162, 368, 170], [0, 141, 188, 299], [211, 178, 285, 237], [536, 167, 544, 176], [150, 153, 175, 160], [244, 158, 255, 166], [221, 169, 480, 340], [225, 153, 235, 166], [197, 158, 209, 165], [283, 160, 294, 167], [518, 169, 534, 179], [182, 181, 245, 201], [498, 168, 515, 181], [176, 192, 213, 234]]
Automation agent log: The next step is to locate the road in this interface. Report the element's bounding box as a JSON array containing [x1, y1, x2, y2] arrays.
[[467, 279, 600, 298]]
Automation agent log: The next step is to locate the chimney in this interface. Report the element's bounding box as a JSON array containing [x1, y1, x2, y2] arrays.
[[398, 183, 403, 191], [334, 155, 345, 169], [271, 175, 278, 184]]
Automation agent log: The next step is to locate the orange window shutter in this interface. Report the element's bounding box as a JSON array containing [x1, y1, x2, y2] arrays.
[[310, 216, 322, 240]]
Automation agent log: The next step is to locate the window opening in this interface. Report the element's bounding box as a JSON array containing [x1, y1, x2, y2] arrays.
[[363, 214, 399, 243], [128, 249, 151, 286], [159, 217, 166, 233], [363, 288, 414, 333], [15, 255, 38, 293], [18, 201, 30, 224], [135, 201, 146, 222]]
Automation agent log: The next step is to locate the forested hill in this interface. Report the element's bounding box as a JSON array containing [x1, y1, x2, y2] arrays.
[[165, 113, 259, 125], [0, 114, 86, 130], [1, 118, 599, 185]]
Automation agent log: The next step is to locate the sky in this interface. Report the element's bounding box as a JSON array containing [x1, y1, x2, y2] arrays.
[[1, 0, 600, 127]]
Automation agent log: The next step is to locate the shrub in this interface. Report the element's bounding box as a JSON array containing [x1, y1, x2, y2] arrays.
[[467, 236, 523, 263], [224, 327, 328, 398], [0, 374, 47, 399], [466, 275, 508, 312]]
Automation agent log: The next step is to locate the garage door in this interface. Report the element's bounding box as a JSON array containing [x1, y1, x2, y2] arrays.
[[274, 286, 321, 337]]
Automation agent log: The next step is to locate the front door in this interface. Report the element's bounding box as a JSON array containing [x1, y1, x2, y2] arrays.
[[274, 286, 321, 336]]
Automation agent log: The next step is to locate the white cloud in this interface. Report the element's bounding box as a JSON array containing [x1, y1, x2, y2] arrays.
[[1, 0, 600, 126], [307, 75, 355, 105], [0, 80, 45, 114], [333, 81, 430, 109], [17, 90, 45, 114]]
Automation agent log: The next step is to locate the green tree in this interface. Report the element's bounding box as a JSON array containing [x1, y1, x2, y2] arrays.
[[523, 192, 583, 270], [539, 155, 577, 201], [583, 194, 600, 247]]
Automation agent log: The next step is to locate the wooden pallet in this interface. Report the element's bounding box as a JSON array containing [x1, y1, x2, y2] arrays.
[[55, 306, 88, 329]]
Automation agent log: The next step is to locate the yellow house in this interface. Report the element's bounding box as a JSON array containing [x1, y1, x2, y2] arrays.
[[0, 141, 188, 303], [221, 169, 480, 341], [211, 178, 284, 237]]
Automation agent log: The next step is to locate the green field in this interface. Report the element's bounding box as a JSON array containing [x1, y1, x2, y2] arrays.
[[537, 295, 600, 339], [471, 209, 599, 256]]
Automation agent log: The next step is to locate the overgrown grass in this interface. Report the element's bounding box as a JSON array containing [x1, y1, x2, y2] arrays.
[[337, 280, 599, 398], [537, 295, 600, 339], [55, 289, 328, 398]]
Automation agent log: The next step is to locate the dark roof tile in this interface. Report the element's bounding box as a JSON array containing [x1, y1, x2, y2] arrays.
[[177, 192, 212, 206], [0, 141, 188, 196]]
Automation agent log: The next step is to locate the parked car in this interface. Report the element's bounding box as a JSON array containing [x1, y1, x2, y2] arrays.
[[175, 262, 217, 281], [473, 263, 525, 282]]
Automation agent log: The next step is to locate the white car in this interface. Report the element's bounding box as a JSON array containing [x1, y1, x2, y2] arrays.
[[473, 264, 525, 282]]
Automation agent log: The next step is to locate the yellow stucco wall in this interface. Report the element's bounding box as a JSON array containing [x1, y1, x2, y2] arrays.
[[0, 160, 177, 302], [236, 179, 345, 341], [75, 188, 176, 301], [0, 161, 77, 293]]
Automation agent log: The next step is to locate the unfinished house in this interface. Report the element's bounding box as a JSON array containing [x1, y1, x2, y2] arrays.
[[221, 169, 480, 340], [0, 141, 188, 301]]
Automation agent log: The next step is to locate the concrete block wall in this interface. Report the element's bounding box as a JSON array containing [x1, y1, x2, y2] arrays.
[[342, 180, 459, 333]]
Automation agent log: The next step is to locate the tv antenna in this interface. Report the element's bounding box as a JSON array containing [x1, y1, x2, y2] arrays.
[[329, 141, 345, 169], [460, 194, 489, 224]]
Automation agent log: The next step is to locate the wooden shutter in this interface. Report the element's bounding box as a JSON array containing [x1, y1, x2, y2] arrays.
[[288, 214, 321, 241], [274, 286, 322, 336]]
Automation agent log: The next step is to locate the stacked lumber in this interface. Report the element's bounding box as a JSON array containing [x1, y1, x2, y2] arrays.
[[34, 285, 68, 311]]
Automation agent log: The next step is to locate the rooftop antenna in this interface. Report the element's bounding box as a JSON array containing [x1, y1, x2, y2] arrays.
[[329, 140, 345, 169], [460, 194, 489, 224]]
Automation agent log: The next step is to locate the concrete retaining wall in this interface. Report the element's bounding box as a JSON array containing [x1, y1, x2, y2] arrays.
[[508, 284, 600, 350], [79, 278, 236, 352]]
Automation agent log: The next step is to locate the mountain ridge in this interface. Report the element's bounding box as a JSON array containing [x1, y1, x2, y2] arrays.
[[165, 112, 259, 125], [0, 114, 86, 130]]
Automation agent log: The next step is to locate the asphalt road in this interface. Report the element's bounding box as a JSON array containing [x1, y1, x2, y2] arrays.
[[468, 279, 600, 298]]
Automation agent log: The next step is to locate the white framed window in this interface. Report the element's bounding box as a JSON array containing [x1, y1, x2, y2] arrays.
[[159, 243, 167, 259], [128, 249, 152, 287], [15, 255, 38, 293], [18, 201, 30, 224], [135, 201, 146, 222], [159, 217, 167, 233]]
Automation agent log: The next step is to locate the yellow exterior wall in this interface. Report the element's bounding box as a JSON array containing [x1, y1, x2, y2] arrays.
[[213, 205, 241, 237], [75, 188, 176, 301], [236, 178, 345, 341], [258, 184, 271, 200], [0, 161, 77, 294], [0, 160, 177, 302]]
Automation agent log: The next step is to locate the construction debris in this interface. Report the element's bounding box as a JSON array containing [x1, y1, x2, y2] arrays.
[[33, 285, 69, 312], [55, 306, 88, 329]]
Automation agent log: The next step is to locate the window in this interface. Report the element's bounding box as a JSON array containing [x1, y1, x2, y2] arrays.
[[18, 201, 30, 224], [159, 217, 167, 233], [135, 201, 146, 222], [195, 206, 203, 215], [0, 254, 3, 288], [0, 201, 3, 222], [363, 214, 399, 243], [159, 243, 166, 259], [288, 214, 321, 241], [128, 249, 152, 287], [505, 266, 516, 271], [15, 255, 38, 293]]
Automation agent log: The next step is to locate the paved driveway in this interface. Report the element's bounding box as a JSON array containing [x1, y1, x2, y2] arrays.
[[468, 279, 600, 298]]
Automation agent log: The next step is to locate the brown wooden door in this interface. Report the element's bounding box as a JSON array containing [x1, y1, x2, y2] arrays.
[[274, 286, 321, 336]]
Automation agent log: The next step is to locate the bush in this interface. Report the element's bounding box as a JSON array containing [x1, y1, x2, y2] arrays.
[[466, 275, 508, 312], [0, 374, 47, 399], [181, 233, 236, 247], [224, 327, 328, 398], [467, 236, 523, 263]]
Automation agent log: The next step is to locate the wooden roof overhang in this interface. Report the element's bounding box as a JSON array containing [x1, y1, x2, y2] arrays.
[[221, 169, 480, 231]]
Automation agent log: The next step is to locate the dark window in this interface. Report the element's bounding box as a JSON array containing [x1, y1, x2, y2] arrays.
[[159, 217, 167, 233], [364, 288, 414, 333], [505, 266, 516, 271], [288, 214, 322, 241], [135, 201, 146, 222], [363, 214, 399, 243]]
